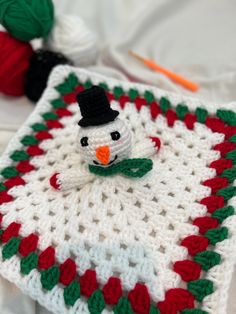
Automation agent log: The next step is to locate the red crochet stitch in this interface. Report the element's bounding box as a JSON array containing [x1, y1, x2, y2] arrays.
[[205, 117, 225, 133], [102, 277, 122, 305], [35, 131, 53, 141], [18, 233, 39, 257], [56, 108, 72, 117], [38, 246, 55, 270], [193, 216, 219, 234], [214, 141, 236, 157], [150, 101, 161, 119], [59, 258, 77, 285], [224, 126, 236, 139], [4, 176, 25, 189], [209, 158, 233, 175], [128, 283, 150, 314], [63, 92, 76, 104], [184, 113, 196, 130], [0, 191, 13, 205], [1, 222, 21, 243], [135, 97, 146, 111], [80, 269, 98, 297], [119, 95, 130, 109], [106, 92, 114, 102], [166, 109, 177, 127], [181, 235, 209, 255], [16, 161, 35, 173], [200, 195, 225, 213], [203, 177, 228, 194], [158, 289, 195, 314], [173, 260, 201, 282], [46, 120, 63, 129], [27, 145, 44, 156]]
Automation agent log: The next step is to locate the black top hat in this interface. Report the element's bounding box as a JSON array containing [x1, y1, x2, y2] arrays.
[[76, 86, 119, 127]]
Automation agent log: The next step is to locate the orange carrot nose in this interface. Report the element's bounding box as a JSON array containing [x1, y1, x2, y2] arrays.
[[96, 146, 110, 165]]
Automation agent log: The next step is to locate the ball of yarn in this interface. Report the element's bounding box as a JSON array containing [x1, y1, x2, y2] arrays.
[[24, 49, 72, 102], [44, 14, 98, 66], [0, 31, 33, 97], [0, 0, 54, 42]]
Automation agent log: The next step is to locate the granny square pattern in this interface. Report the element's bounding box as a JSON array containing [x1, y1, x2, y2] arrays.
[[0, 65, 236, 314]]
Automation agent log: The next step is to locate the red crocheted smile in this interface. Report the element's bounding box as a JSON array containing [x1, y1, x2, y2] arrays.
[[93, 155, 118, 166]]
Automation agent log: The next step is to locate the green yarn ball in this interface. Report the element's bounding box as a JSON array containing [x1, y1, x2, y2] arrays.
[[0, 0, 54, 42]]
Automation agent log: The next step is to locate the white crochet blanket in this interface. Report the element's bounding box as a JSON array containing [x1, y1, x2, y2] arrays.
[[0, 66, 236, 314]]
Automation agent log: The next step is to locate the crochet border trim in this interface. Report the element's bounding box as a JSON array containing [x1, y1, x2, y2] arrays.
[[0, 68, 236, 314]]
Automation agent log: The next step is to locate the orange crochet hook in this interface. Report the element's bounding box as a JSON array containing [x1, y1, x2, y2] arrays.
[[129, 50, 199, 92]]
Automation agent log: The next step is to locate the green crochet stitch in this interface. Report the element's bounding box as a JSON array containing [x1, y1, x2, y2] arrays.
[[89, 158, 153, 178]]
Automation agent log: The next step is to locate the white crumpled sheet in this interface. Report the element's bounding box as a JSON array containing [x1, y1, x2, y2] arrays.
[[0, 0, 236, 313]]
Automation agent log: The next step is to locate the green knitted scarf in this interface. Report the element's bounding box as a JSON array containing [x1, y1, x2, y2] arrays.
[[89, 158, 153, 178]]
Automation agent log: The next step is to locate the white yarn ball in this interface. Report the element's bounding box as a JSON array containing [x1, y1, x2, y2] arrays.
[[44, 14, 98, 66]]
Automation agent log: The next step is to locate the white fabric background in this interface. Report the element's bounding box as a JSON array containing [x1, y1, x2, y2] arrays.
[[0, 0, 236, 313]]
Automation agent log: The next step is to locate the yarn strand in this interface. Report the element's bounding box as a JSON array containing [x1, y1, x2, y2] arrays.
[[0, 0, 54, 41], [44, 14, 98, 66], [0, 31, 33, 96]]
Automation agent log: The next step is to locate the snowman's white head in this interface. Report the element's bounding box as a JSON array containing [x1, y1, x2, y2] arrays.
[[77, 118, 132, 166]]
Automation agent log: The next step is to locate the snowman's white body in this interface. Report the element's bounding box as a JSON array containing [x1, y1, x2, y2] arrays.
[[51, 118, 158, 191]]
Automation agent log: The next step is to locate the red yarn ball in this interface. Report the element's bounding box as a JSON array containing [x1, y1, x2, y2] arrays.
[[0, 31, 33, 96]]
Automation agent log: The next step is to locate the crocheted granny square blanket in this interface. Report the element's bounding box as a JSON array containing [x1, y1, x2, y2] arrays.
[[0, 66, 236, 314]]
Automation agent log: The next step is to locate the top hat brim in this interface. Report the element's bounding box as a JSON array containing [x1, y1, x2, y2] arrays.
[[78, 109, 119, 127]]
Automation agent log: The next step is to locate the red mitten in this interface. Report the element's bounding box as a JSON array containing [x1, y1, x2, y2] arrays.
[[49, 173, 60, 190], [150, 136, 161, 151]]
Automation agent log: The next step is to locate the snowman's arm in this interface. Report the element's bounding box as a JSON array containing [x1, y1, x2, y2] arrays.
[[49, 166, 95, 191], [131, 136, 161, 158]]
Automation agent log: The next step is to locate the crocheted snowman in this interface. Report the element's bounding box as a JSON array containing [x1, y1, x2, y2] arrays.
[[50, 86, 160, 191]]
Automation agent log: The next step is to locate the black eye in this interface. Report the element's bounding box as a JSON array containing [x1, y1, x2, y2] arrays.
[[111, 131, 120, 141], [80, 137, 89, 147]]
